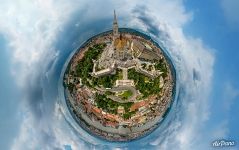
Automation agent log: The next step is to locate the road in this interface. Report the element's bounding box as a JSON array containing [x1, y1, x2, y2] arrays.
[[97, 86, 139, 103]]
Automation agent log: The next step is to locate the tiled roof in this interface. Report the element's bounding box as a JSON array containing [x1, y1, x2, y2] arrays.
[[130, 101, 146, 111]]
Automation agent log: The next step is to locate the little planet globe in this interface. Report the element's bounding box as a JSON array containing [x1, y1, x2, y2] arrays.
[[63, 11, 176, 141]]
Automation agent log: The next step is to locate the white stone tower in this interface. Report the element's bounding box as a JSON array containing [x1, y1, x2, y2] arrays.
[[113, 10, 119, 41]]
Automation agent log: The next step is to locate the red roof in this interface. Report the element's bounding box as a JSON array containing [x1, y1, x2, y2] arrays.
[[105, 114, 116, 121], [130, 101, 146, 111], [92, 107, 101, 114]]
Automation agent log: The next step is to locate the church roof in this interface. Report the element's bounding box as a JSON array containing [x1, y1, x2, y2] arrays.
[[114, 35, 128, 50]]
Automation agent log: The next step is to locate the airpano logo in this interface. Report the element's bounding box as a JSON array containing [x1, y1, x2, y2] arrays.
[[212, 139, 236, 148]]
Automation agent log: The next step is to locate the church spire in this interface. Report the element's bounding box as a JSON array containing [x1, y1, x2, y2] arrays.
[[114, 10, 117, 23], [113, 10, 118, 40]]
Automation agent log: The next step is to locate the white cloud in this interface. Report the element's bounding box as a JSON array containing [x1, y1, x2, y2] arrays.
[[0, 0, 215, 150], [152, 35, 214, 149], [0, 0, 79, 87], [0, 0, 83, 149], [133, 6, 215, 149], [11, 102, 90, 150]]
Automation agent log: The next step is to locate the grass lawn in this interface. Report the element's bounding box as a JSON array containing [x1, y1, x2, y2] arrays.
[[117, 90, 133, 100]]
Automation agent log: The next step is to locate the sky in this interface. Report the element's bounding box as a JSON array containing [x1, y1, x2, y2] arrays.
[[0, 0, 238, 150]]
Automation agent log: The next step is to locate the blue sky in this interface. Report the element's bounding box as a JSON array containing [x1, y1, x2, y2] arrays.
[[0, 0, 238, 150], [184, 0, 239, 143], [0, 35, 21, 149]]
